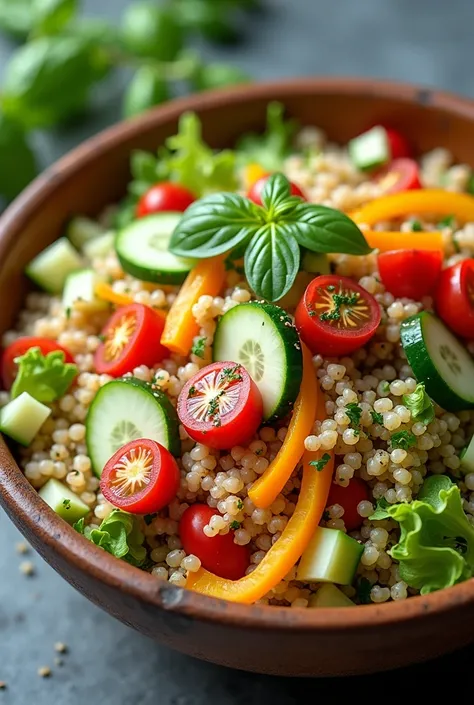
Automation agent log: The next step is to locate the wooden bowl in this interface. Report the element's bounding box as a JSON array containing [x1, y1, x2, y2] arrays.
[[2, 78, 474, 677]]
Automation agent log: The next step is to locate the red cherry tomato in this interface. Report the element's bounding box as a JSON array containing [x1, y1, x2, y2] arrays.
[[435, 259, 474, 338], [136, 182, 195, 217], [294, 275, 381, 357], [1, 337, 74, 390], [100, 438, 180, 514], [95, 303, 168, 377], [247, 173, 306, 206], [383, 126, 412, 160], [180, 504, 250, 579], [374, 158, 421, 194], [327, 477, 370, 532], [378, 249, 442, 301], [178, 361, 263, 450]]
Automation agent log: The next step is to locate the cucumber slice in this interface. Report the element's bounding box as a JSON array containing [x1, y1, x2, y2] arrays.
[[83, 231, 115, 260], [39, 478, 89, 524], [0, 392, 51, 446], [213, 301, 303, 421], [86, 377, 180, 477], [301, 251, 330, 275], [460, 436, 474, 473], [63, 269, 108, 313], [296, 527, 363, 585], [115, 213, 197, 284], [67, 217, 105, 249], [308, 583, 355, 608], [348, 126, 390, 171], [400, 311, 474, 411], [26, 238, 84, 294]]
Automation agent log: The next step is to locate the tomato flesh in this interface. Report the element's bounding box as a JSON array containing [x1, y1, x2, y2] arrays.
[[378, 249, 442, 301], [384, 126, 412, 160], [435, 259, 474, 338], [136, 182, 195, 217], [180, 504, 250, 579], [1, 336, 75, 390], [247, 173, 306, 206], [100, 438, 180, 514], [178, 361, 263, 450], [95, 303, 168, 377], [374, 158, 421, 194], [327, 477, 369, 532], [295, 275, 381, 356]]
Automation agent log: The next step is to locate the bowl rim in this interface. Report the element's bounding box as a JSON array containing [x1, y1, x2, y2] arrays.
[[2, 76, 474, 632]]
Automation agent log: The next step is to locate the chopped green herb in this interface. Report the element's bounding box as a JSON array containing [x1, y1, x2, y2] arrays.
[[411, 220, 423, 232], [98, 333, 106, 343], [391, 430, 416, 450], [370, 410, 383, 425], [237, 500, 244, 510], [380, 381, 390, 395], [230, 520, 241, 530], [221, 364, 243, 383], [144, 513, 157, 526], [356, 577, 372, 605], [438, 214, 455, 228], [191, 336, 206, 359], [187, 385, 197, 398], [322, 510, 330, 522], [62, 498, 71, 510], [320, 291, 359, 322], [327, 284, 336, 292], [309, 453, 331, 472], [369, 497, 392, 521], [65, 307, 71, 320], [345, 402, 362, 431]]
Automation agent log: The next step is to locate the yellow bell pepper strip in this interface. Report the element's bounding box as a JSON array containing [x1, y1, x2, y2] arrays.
[[186, 403, 333, 604], [363, 229, 443, 253], [160, 257, 226, 356], [94, 282, 167, 322], [350, 189, 474, 226], [243, 162, 267, 190], [249, 344, 318, 509]]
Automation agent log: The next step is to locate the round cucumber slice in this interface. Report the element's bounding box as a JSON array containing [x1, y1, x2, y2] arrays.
[[86, 377, 180, 477], [115, 213, 197, 284], [213, 301, 303, 421], [400, 311, 474, 411]]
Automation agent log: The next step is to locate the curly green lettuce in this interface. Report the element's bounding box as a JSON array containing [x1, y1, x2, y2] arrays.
[[11, 347, 77, 403], [387, 475, 474, 594], [402, 382, 435, 426], [74, 509, 147, 567], [236, 101, 298, 171]]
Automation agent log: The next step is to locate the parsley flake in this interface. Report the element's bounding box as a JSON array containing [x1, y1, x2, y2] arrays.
[[230, 520, 241, 530], [309, 453, 331, 472], [191, 337, 206, 359], [237, 500, 244, 510], [62, 499, 71, 510], [345, 402, 362, 432], [411, 220, 422, 232], [391, 430, 416, 450], [370, 410, 383, 425]]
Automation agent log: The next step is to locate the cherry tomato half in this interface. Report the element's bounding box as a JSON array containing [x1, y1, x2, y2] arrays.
[[180, 504, 250, 580], [366, 124, 412, 160], [295, 275, 381, 357], [378, 249, 442, 301], [95, 303, 168, 377], [247, 173, 307, 206], [136, 182, 195, 218], [327, 477, 370, 532], [1, 337, 74, 390], [178, 361, 263, 450], [100, 438, 180, 514], [374, 158, 421, 194], [435, 259, 474, 338]]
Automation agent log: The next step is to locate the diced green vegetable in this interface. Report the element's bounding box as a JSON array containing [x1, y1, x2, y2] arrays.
[[0, 391, 51, 446], [461, 435, 474, 474], [67, 216, 105, 249], [236, 101, 297, 170], [39, 478, 89, 524], [296, 527, 363, 585], [25, 237, 84, 294], [82, 231, 115, 260], [62, 269, 108, 312], [308, 583, 355, 608], [348, 126, 390, 171]]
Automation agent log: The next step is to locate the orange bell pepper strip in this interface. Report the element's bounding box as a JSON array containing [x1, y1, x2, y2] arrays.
[[249, 344, 317, 509], [160, 257, 226, 356], [94, 282, 166, 322], [362, 229, 443, 253], [186, 392, 333, 604], [350, 189, 474, 226]]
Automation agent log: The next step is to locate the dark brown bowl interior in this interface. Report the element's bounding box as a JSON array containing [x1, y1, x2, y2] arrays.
[[2, 78, 474, 677]]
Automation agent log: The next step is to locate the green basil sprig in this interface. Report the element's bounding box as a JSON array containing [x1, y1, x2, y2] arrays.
[[170, 173, 371, 301]]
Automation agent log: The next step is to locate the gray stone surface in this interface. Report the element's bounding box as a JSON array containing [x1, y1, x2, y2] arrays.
[[1, 0, 474, 701]]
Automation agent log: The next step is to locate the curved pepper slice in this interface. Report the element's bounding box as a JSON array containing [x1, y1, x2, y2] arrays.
[[160, 257, 226, 356], [350, 189, 474, 226], [94, 282, 166, 321], [363, 229, 443, 253], [249, 344, 317, 509]]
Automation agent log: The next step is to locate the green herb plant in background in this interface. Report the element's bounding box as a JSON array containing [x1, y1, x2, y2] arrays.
[[0, 0, 254, 204]]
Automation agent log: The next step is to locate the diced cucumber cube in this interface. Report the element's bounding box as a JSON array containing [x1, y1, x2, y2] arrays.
[[62, 269, 108, 313], [67, 217, 105, 250], [348, 126, 390, 171], [461, 435, 474, 473], [308, 583, 355, 608], [39, 478, 89, 524], [25, 238, 84, 294], [296, 527, 363, 585], [83, 231, 115, 260], [0, 392, 51, 446]]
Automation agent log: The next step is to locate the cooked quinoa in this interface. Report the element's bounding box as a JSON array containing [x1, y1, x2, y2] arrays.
[[3, 113, 474, 607]]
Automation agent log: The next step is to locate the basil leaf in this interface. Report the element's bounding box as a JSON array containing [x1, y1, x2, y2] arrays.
[[34, 0, 77, 35], [260, 172, 291, 209], [244, 223, 300, 301], [123, 65, 171, 119], [286, 202, 372, 255], [170, 193, 262, 257], [0, 113, 37, 201]]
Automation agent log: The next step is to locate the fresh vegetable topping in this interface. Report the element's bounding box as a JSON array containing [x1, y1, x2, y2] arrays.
[[296, 527, 363, 585], [170, 173, 371, 302], [179, 504, 250, 580], [177, 361, 263, 449], [39, 478, 89, 524], [136, 181, 195, 217], [1, 337, 74, 390], [295, 275, 381, 356], [348, 126, 390, 172], [25, 237, 84, 294], [390, 430, 416, 450], [327, 477, 370, 531], [74, 509, 147, 567], [382, 126, 412, 160], [236, 101, 297, 171], [10, 347, 77, 403], [100, 438, 180, 514], [374, 158, 421, 195], [435, 259, 474, 339], [309, 453, 331, 472], [377, 249, 442, 300], [402, 383, 435, 426], [95, 303, 168, 377], [247, 173, 306, 205], [361, 229, 443, 253], [0, 392, 51, 446]]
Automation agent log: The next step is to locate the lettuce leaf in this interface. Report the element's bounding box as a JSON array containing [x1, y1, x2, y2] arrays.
[[236, 101, 298, 170], [387, 475, 474, 594], [74, 509, 147, 567], [11, 347, 77, 403], [402, 383, 435, 426]]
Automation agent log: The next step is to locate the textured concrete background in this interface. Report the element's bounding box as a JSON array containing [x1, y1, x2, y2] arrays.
[[1, 0, 474, 701]]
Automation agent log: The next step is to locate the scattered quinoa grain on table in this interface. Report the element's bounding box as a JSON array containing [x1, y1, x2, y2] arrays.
[[3, 105, 474, 609]]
